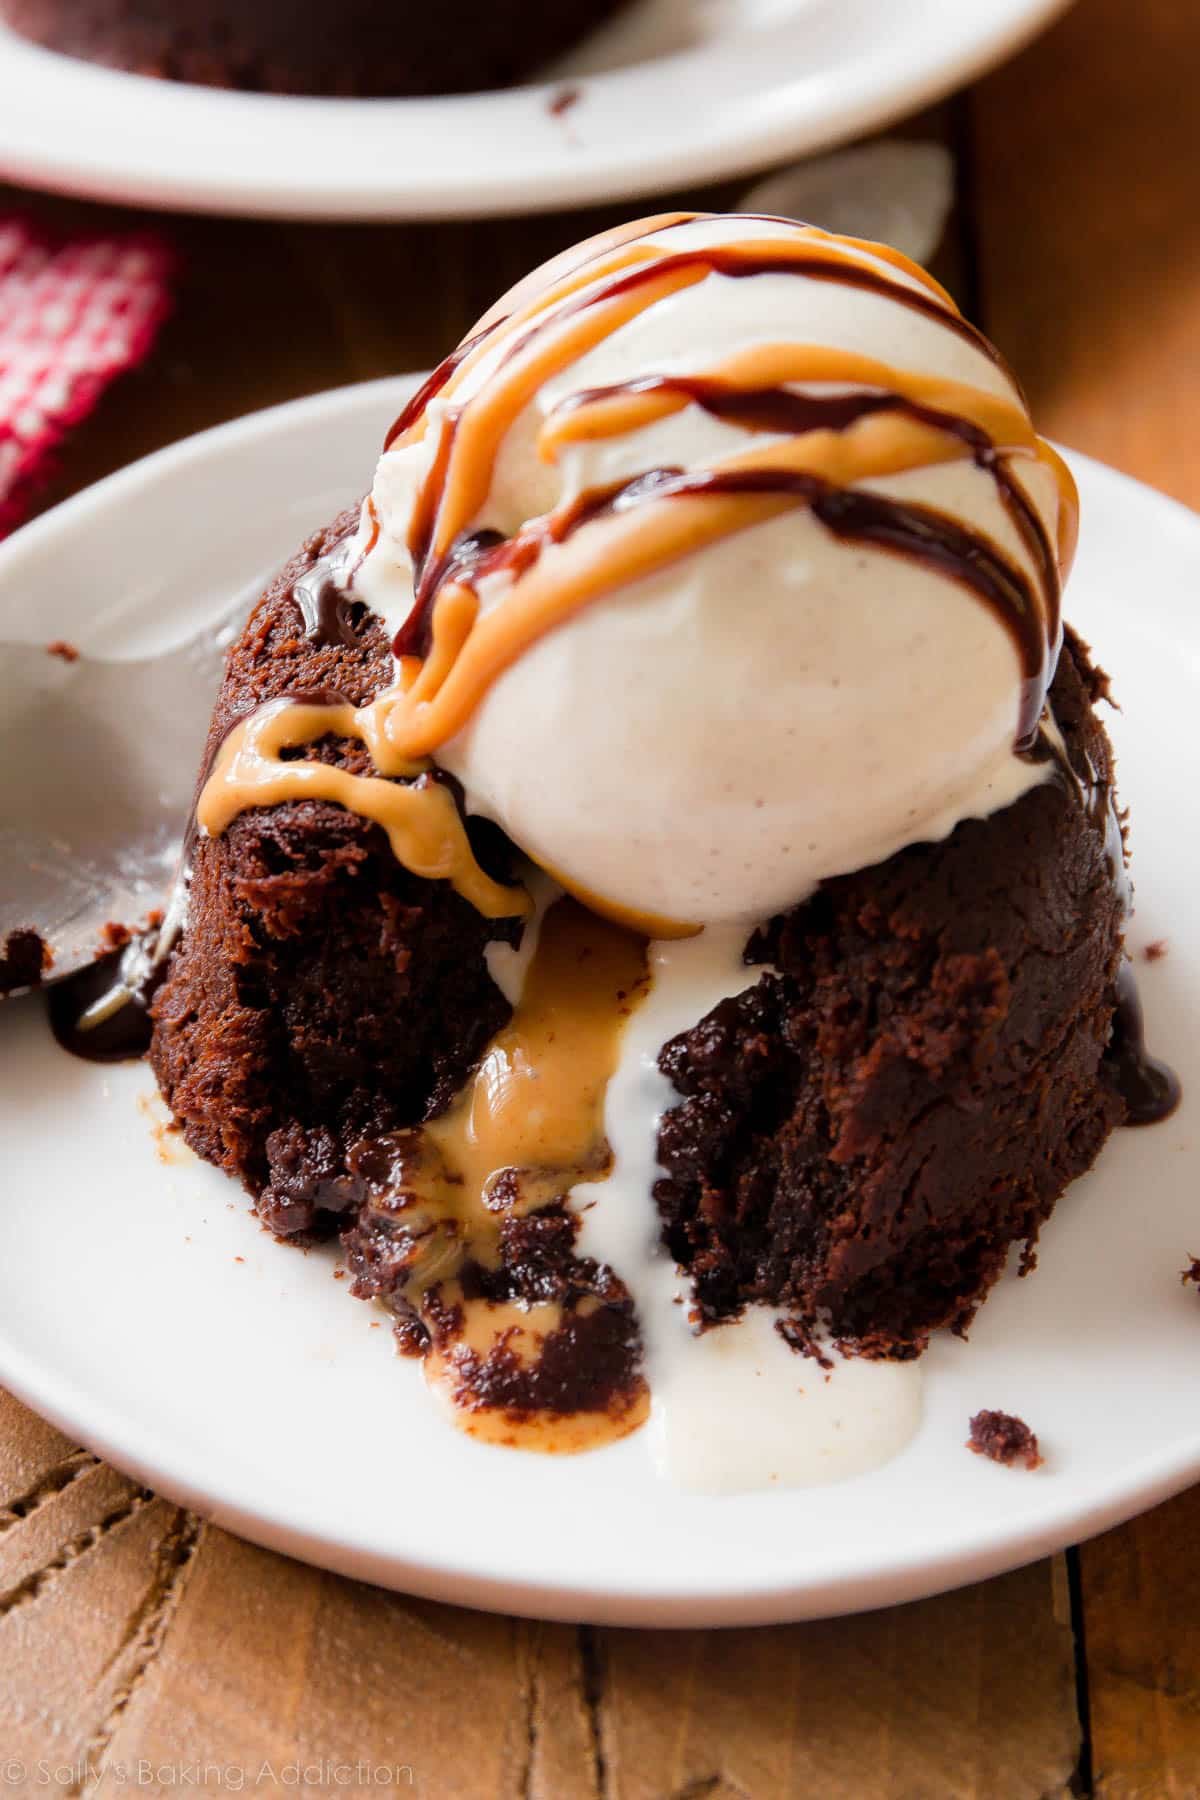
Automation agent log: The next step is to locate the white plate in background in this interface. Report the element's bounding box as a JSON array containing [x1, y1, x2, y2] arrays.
[[0, 377, 1196, 1627], [0, 0, 1070, 219]]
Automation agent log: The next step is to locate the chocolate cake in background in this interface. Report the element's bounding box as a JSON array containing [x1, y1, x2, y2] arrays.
[[0, 0, 627, 95]]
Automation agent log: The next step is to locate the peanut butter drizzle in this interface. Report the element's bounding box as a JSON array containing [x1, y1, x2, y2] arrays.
[[399, 212, 966, 460], [368, 387, 1071, 759], [379, 898, 651, 1450], [538, 339, 1072, 551], [399, 228, 1004, 580], [195, 695, 528, 920], [201, 214, 1074, 908], [359, 219, 1072, 767]]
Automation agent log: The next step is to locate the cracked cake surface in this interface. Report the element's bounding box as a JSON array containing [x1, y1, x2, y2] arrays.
[[655, 631, 1126, 1354]]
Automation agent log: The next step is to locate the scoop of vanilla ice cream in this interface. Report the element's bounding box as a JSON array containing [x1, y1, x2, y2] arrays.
[[350, 215, 1068, 927]]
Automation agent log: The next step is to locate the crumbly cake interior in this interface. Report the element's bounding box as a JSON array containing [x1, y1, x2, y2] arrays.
[[656, 633, 1125, 1354]]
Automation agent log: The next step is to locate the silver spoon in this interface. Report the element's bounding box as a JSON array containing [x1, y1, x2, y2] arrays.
[[0, 594, 249, 993]]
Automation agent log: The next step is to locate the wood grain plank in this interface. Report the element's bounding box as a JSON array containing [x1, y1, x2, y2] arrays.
[[0, 1419, 602, 1798], [972, 2, 1200, 1794], [0, 1461, 139, 1599], [0, 1489, 194, 1795], [1078, 1491, 1200, 1800], [91, 1524, 597, 1797], [969, 0, 1200, 507], [592, 1560, 1077, 1800], [0, 1387, 82, 1503], [0, 1387, 1081, 1800]]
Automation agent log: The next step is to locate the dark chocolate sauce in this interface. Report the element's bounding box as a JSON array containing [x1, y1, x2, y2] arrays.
[[383, 230, 1057, 739], [733, 213, 1023, 394], [1037, 725, 1133, 915], [383, 324, 501, 452], [377, 214, 696, 457], [1032, 726, 1176, 1128], [48, 941, 158, 1063], [293, 556, 370, 650], [396, 459, 1051, 742], [558, 377, 1058, 621], [1108, 961, 1181, 1126], [382, 220, 1007, 466], [561, 374, 1059, 736], [394, 528, 504, 658], [555, 244, 1004, 365]]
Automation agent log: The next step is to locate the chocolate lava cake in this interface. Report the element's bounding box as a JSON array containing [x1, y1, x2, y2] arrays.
[[1, 0, 626, 95], [148, 506, 1128, 1365]]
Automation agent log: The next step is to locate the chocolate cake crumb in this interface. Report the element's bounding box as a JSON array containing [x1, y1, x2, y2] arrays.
[[1145, 940, 1169, 962], [967, 1409, 1043, 1470], [776, 1317, 833, 1371], [0, 927, 51, 995], [549, 84, 581, 116], [46, 638, 80, 662], [1181, 1258, 1200, 1290]]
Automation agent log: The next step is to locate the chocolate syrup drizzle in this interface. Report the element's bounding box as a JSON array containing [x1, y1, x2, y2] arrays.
[[397, 457, 1051, 747], [1038, 721, 1179, 1125], [383, 326, 497, 452], [48, 938, 160, 1063], [385, 231, 1059, 745], [1109, 962, 1182, 1126], [550, 245, 1008, 367], [293, 558, 371, 650], [566, 376, 1060, 642]]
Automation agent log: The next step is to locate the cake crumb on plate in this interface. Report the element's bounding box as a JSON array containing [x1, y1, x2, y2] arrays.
[[967, 1410, 1043, 1470]]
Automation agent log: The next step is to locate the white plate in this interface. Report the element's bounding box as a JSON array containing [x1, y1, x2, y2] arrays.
[[0, 0, 1071, 220], [0, 378, 1197, 1628]]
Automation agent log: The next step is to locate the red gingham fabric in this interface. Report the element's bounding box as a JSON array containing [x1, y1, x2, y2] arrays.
[[0, 217, 175, 538]]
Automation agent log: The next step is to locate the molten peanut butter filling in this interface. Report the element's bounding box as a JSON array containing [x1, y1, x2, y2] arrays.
[[354, 896, 651, 1450]]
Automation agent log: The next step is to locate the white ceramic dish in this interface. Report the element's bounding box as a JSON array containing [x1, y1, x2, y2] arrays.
[[0, 0, 1071, 220], [0, 377, 1196, 1627]]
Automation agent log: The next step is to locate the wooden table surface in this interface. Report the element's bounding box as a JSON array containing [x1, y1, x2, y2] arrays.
[[2, 0, 1198, 1792]]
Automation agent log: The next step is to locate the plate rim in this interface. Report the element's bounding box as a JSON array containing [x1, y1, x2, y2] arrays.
[[0, 1302, 1196, 1628], [1, 378, 1198, 1629], [0, 0, 1074, 219]]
